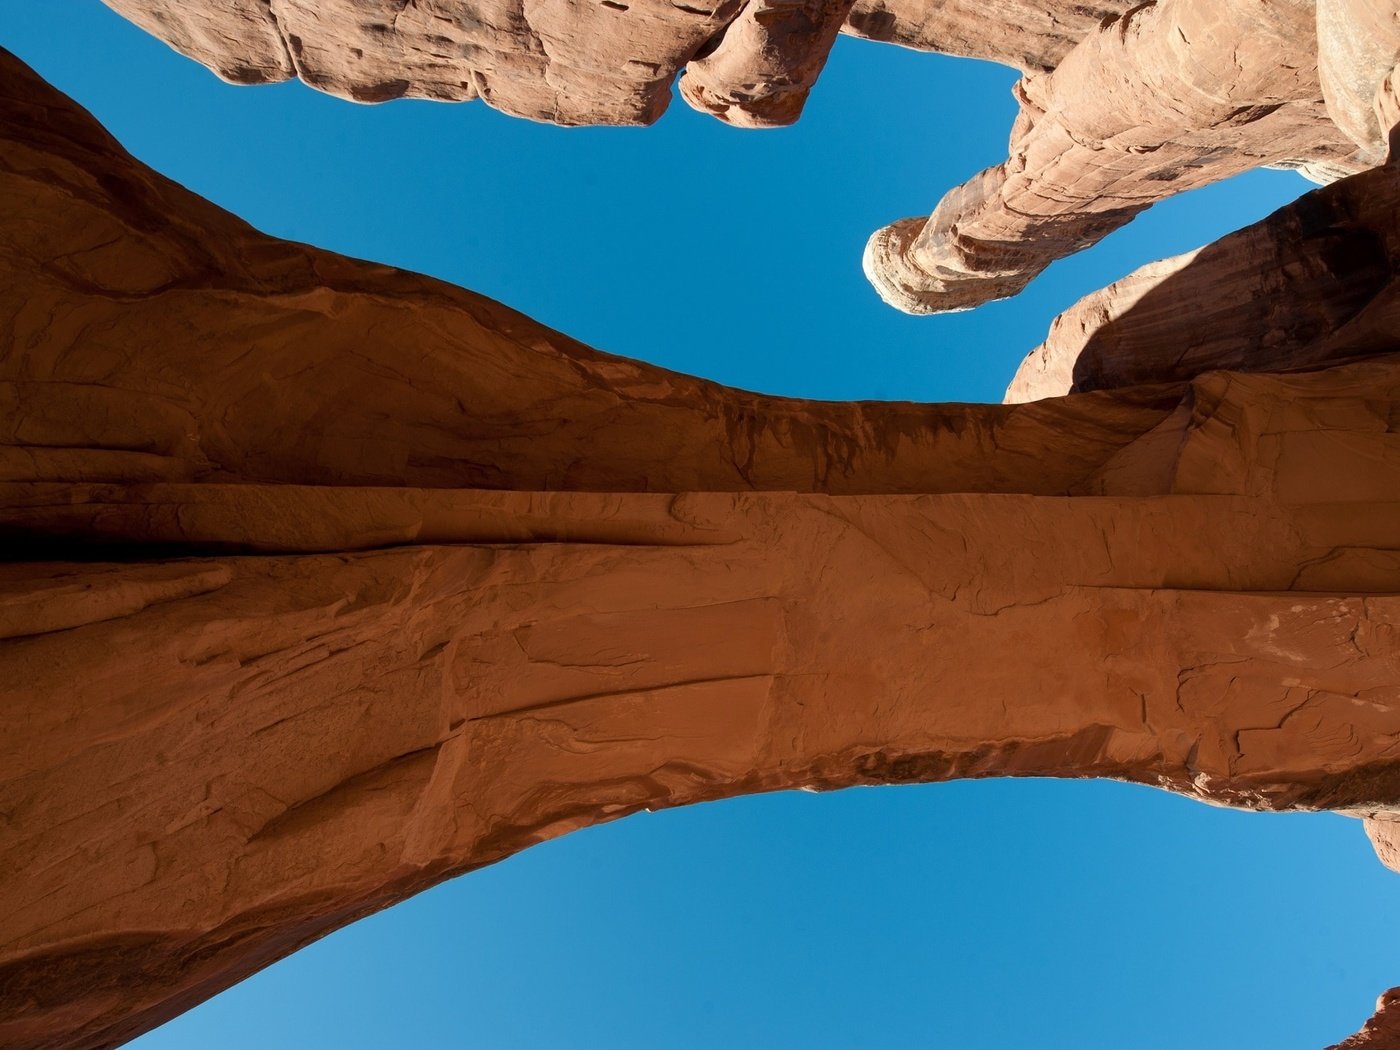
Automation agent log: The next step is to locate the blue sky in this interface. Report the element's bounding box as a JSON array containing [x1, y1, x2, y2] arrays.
[[9, 5, 1400, 1047]]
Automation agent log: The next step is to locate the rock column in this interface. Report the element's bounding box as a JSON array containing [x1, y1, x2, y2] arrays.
[[865, 0, 1356, 313]]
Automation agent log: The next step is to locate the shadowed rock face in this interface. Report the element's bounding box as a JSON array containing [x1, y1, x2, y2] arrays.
[[4, 46, 1400, 1050], [1005, 149, 1400, 401]]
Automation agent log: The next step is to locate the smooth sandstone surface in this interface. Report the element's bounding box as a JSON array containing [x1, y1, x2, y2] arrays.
[[1318, 0, 1400, 162], [3, 47, 1400, 1050]]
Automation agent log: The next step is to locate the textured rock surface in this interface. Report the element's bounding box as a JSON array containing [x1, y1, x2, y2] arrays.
[[1329, 989, 1400, 1049], [1005, 155, 1400, 401], [841, 0, 1127, 72], [864, 0, 1377, 314], [99, 0, 1136, 126], [4, 47, 1400, 1050], [1317, 0, 1400, 162], [97, 0, 1399, 327]]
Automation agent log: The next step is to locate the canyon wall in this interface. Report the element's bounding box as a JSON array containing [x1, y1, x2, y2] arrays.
[[3, 45, 1400, 1050]]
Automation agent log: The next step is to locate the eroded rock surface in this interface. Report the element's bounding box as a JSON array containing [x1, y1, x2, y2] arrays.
[[1005, 153, 1400, 401], [99, 0, 1399, 331], [98, 0, 1135, 125], [1329, 989, 1400, 1050], [1319, 0, 1400, 164], [3, 47, 1400, 1050], [864, 0, 1389, 314]]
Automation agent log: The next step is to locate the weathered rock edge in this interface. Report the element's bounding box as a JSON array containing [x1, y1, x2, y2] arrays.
[[97, 0, 1135, 125], [1005, 143, 1400, 401], [865, 0, 1397, 315], [94, 0, 1400, 329], [1328, 988, 1400, 1049], [2, 49, 1400, 1050]]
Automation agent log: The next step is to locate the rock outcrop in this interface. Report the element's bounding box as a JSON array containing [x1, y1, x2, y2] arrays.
[[1319, 0, 1400, 164], [98, 0, 1136, 125], [864, 0, 1390, 314], [1004, 149, 1400, 401], [95, 1, 1400, 328], [1329, 990, 1400, 1050], [3, 46, 1400, 1050]]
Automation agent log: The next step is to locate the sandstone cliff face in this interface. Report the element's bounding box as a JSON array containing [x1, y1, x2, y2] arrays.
[[1318, 0, 1400, 164], [3, 47, 1400, 1050]]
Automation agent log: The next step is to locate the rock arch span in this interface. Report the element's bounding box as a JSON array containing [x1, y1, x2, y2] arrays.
[[1, 48, 1399, 1050]]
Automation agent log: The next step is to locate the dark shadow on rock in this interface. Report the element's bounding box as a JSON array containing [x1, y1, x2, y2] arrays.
[[1005, 155, 1400, 401]]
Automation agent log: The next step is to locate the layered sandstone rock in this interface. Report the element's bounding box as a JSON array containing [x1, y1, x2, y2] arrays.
[[841, 0, 1127, 72], [864, 0, 1383, 314], [99, 0, 1397, 329], [3, 46, 1400, 1050], [98, 0, 1135, 126], [1004, 153, 1400, 401]]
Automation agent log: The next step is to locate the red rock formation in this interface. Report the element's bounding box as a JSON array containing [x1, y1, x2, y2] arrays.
[[1329, 990, 1400, 1050], [677, 0, 856, 127], [98, 0, 1136, 125], [842, 0, 1127, 73], [3, 45, 1400, 1050], [1318, 0, 1400, 163], [1005, 154, 1400, 401], [864, 0, 1380, 314], [98, 0, 1396, 328]]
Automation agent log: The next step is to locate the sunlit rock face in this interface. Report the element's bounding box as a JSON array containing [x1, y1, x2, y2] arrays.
[[865, 0, 1397, 315], [1004, 152, 1400, 401], [1330, 989, 1400, 1050], [3, 42, 1400, 1050], [99, 0, 1399, 329], [97, 0, 1134, 125]]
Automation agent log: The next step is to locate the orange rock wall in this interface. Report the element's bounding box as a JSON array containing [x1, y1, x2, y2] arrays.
[[1329, 989, 1400, 1050]]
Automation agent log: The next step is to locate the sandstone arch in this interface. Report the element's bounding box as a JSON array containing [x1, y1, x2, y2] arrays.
[[1004, 138, 1400, 401], [3, 48, 1400, 1048]]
